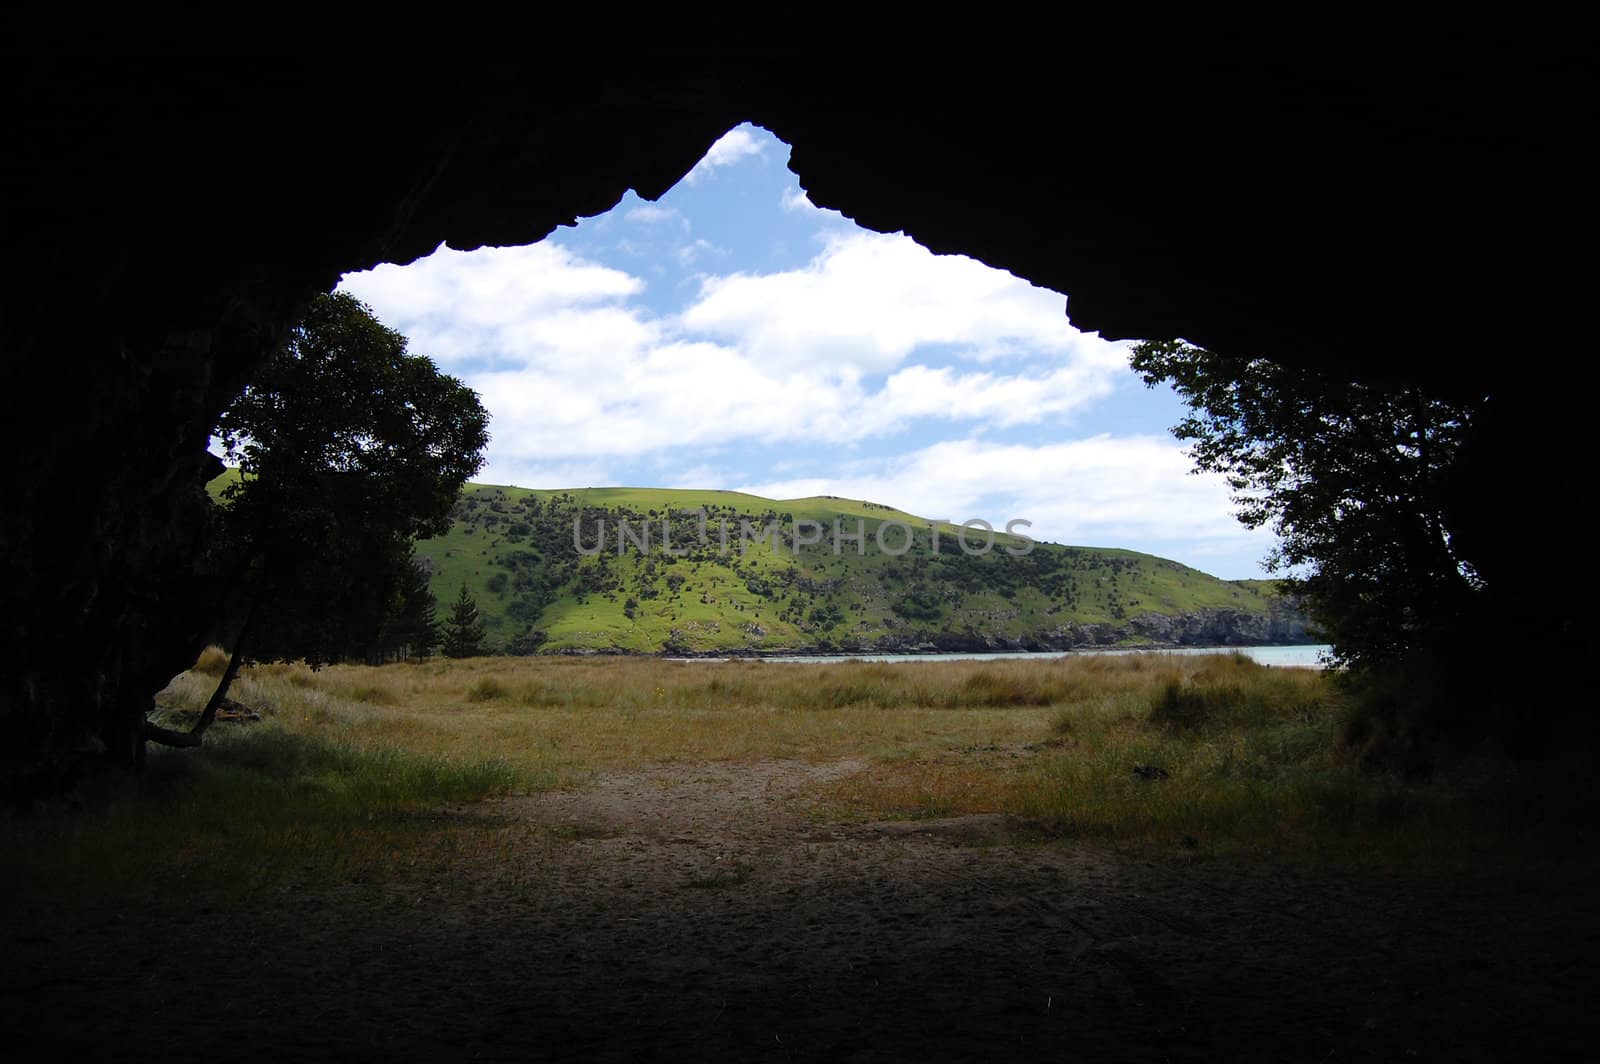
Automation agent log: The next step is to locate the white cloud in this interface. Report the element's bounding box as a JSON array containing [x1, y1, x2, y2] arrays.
[[674, 238, 721, 267], [684, 127, 766, 183], [624, 203, 688, 229], [736, 435, 1271, 553], [662, 462, 738, 489], [476, 456, 619, 493], [680, 230, 1113, 374], [340, 229, 1134, 471], [338, 243, 642, 368], [872, 362, 1119, 430], [780, 186, 815, 212], [464, 343, 875, 462]]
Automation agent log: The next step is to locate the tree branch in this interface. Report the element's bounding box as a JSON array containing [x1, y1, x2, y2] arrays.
[[190, 611, 253, 740]]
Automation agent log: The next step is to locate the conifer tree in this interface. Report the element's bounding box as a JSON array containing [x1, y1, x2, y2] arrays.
[[441, 583, 487, 658], [375, 556, 440, 661]]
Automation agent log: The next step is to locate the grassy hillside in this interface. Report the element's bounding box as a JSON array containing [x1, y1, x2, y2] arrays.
[[409, 483, 1307, 655]]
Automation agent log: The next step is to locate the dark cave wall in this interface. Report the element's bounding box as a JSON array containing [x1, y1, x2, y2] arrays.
[[1, 61, 749, 793], [1, 50, 1587, 793]]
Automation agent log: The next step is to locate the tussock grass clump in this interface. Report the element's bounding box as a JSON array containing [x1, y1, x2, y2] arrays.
[[342, 681, 402, 705], [519, 681, 564, 708], [192, 644, 230, 677], [1149, 680, 1250, 731], [700, 675, 752, 703], [816, 680, 896, 707], [1149, 659, 1324, 733], [1338, 667, 1439, 776], [955, 670, 1054, 707], [797, 664, 899, 709], [248, 661, 319, 689], [812, 654, 1426, 853], [465, 676, 511, 702]]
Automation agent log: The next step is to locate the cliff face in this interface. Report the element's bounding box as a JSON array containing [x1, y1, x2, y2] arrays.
[[833, 605, 1314, 656], [1121, 606, 1313, 648]]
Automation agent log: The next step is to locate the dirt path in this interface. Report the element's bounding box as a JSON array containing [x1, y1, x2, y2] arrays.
[[6, 760, 1595, 1061]]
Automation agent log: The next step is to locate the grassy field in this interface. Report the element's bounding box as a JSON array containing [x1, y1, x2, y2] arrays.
[[10, 649, 1589, 920]]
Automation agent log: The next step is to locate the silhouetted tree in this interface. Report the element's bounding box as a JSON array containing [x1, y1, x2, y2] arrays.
[[375, 556, 441, 662], [441, 584, 487, 658], [145, 293, 488, 748], [1129, 338, 1483, 673]]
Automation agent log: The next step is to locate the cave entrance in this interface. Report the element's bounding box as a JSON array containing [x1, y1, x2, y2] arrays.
[[332, 123, 1273, 608]]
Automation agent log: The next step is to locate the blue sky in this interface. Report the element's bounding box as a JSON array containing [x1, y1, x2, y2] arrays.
[[338, 125, 1278, 579]]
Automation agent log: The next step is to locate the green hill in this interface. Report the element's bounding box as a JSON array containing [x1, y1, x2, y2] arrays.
[[408, 483, 1312, 655]]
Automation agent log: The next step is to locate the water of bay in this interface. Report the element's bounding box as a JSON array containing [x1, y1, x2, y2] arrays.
[[683, 645, 1336, 668]]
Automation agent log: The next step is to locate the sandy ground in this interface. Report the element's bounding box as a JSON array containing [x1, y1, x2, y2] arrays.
[[5, 760, 1595, 1061]]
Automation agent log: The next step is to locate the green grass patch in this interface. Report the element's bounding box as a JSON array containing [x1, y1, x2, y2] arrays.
[[2, 723, 519, 913]]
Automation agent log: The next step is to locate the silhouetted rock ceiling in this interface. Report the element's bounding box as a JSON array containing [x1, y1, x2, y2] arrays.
[[7, 51, 1583, 391]]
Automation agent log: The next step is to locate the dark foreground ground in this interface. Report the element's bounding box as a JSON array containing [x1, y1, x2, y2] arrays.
[[4, 760, 1594, 1062]]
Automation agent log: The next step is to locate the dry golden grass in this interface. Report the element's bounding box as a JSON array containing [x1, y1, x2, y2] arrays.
[[12, 651, 1590, 917], [191, 644, 231, 677], [154, 652, 1363, 845], [190, 653, 1305, 783]]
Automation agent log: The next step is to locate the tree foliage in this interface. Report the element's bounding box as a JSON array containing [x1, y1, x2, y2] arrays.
[[441, 584, 487, 658], [374, 557, 442, 662], [1129, 339, 1485, 672], [211, 291, 489, 668]]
